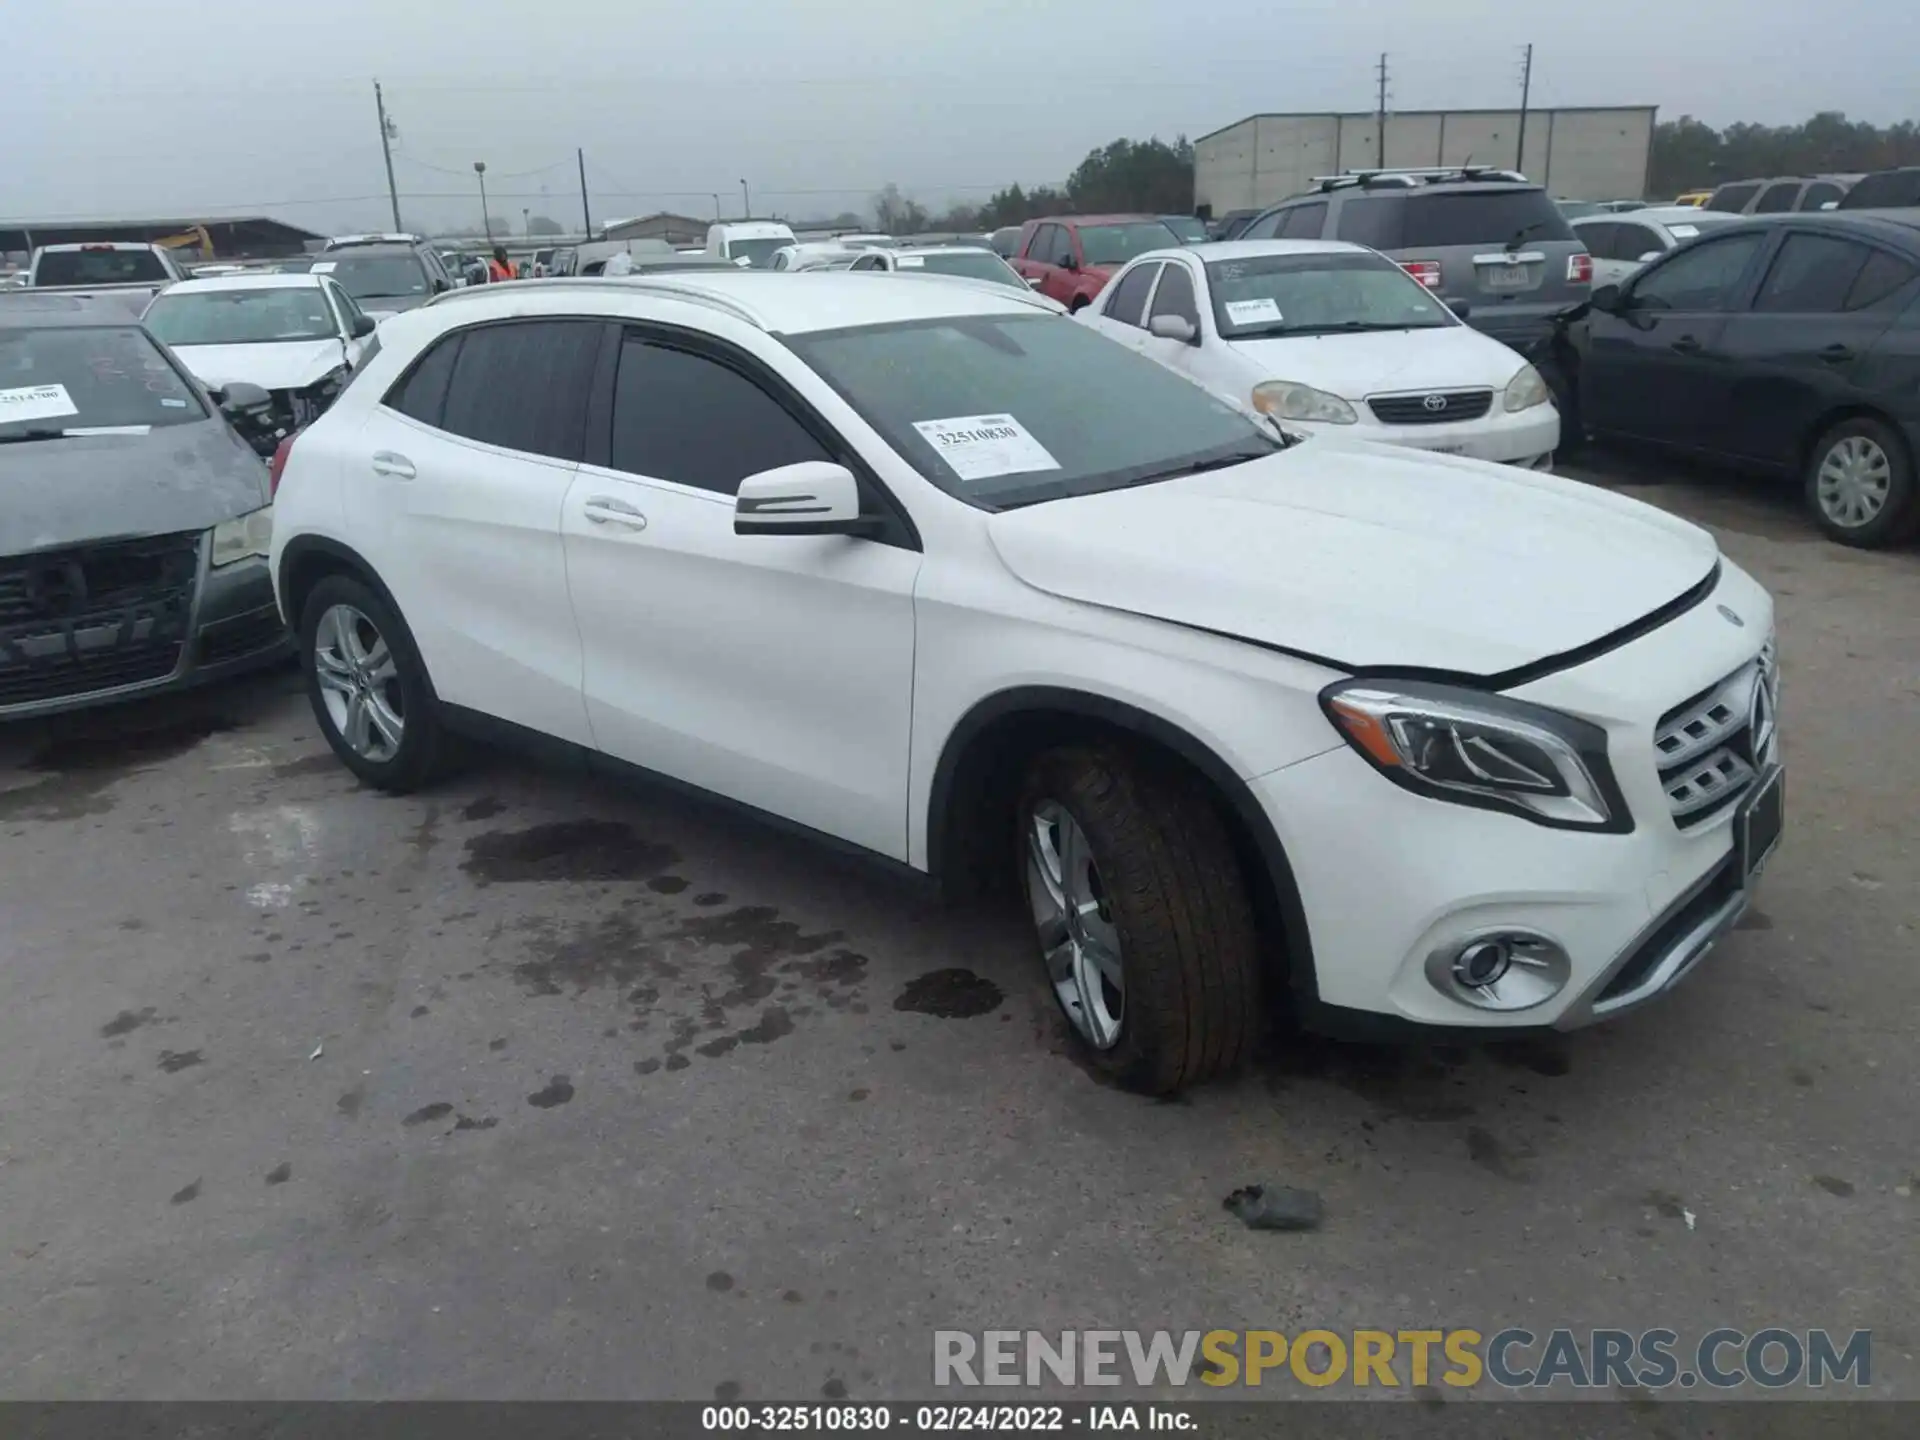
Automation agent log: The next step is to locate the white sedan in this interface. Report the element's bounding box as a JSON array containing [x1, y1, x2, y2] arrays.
[[1079, 239, 1560, 469], [142, 272, 379, 436], [1569, 206, 1748, 286]]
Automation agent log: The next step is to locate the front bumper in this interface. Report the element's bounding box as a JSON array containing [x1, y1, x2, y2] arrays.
[[1294, 403, 1559, 469], [1255, 563, 1779, 1032], [0, 542, 291, 723]]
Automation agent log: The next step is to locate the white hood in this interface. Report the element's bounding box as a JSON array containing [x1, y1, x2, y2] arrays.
[[987, 443, 1719, 678], [1227, 323, 1527, 399], [172, 338, 350, 392]]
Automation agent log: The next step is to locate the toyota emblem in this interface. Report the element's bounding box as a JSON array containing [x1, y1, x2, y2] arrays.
[[1421, 393, 1449, 413]]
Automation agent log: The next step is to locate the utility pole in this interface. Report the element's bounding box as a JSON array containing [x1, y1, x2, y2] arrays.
[[1375, 54, 1389, 169], [373, 80, 402, 231], [1515, 43, 1533, 172], [712, 193, 722, 220], [740, 179, 751, 218], [577, 149, 593, 238], [475, 162, 491, 243]]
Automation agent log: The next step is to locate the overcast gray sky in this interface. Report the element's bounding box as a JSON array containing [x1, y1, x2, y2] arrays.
[[7, 0, 1916, 233]]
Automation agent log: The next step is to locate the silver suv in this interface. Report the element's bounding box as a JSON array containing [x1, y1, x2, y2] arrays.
[[1238, 169, 1591, 359]]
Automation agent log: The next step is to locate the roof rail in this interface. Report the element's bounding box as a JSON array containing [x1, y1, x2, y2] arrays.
[[1310, 166, 1528, 192], [423, 275, 767, 329]]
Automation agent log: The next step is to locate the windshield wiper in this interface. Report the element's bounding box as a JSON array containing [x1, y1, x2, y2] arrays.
[[1122, 448, 1278, 487], [0, 428, 70, 445], [1501, 220, 1555, 252]]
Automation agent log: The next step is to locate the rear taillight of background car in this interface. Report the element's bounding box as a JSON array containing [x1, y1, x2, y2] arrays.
[[1568, 252, 1593, 284], [1401, 260, 1442, 289], [268, 430, 299, 497]]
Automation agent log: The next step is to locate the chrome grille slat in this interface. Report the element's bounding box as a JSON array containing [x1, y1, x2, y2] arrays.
[[1652, 644, 1777, 829]]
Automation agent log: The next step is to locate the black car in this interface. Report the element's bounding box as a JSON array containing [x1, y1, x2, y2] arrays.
[[1578, 210, 1920, 546], [0, 303, 291, 717]]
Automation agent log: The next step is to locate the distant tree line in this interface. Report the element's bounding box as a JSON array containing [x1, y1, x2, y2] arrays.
[[1651, 112, 1920, 196], [864, 136, 1198, 236]]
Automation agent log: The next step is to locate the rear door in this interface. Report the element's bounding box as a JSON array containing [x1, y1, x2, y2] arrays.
[[1709, 231, 1919, 466]]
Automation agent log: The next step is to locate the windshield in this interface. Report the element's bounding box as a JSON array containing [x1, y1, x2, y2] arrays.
[[1396, 190, 1575, 248], [728, 237, 794, 269], [785, 313, 1279, 511], [1161, 216, 1210, 243], [0, 325, 206, 437], [1206, 252, 1453, 337], [145, 287, 338, 346], [319, 254, 428, 300], [906, 250, 1025, 287], [1078, 222, 1181, 266], [33, 249, 168, 286]]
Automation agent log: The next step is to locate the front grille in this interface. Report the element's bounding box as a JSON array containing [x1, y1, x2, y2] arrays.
[[1653, 639, 1778, 827], [1368, 389, 1494, 425], [0, 532, 201, 707]]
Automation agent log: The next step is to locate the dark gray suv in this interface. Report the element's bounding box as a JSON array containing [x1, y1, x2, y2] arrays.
[[1239, 171, 1592, 361]]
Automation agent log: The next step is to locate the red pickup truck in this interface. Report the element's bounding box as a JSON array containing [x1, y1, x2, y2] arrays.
[[1009, 215, 1183, 311]]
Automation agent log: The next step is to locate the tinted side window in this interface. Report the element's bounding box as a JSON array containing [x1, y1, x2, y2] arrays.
[[1281, 202, 1329, 238], [383, 333, 461, 426], [1753, 182, 1802, 214], [1799, 182, 1844, 211], [1709, 183, 1761, 213], [1633, 232, 1765, 311], [1335, 197, 1402, 249], [1239, 209, 1285, 241], [1103, 263, 1159, 326], [1838, 170, 1920, 210], [1753, 234, 1872, 313], [1845, 249, 1919, 310], [610, 336, 829, 495], [1148, 264, 1200, 326], [1614, 223, 1663, 261], [439, 320, 601, 460], [1575, 222, 1619, 260]]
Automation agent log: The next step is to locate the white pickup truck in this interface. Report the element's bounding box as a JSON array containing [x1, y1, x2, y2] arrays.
[[14, 242, 190, 314]]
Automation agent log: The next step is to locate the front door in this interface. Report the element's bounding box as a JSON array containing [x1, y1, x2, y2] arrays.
[[561, 328, 920, 859]]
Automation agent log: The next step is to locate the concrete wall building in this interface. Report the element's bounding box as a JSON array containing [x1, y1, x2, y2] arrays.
[[603, 212, 710, 246], [1194, 107, 1658, 214]]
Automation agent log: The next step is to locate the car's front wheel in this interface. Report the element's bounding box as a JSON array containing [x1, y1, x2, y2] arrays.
[[299, 574, 452, 792], [1805, 416, 1918, 548], [1018, 744, 1259, 1093]]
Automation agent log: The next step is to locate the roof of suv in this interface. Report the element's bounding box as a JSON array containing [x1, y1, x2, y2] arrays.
[[1159, 238, 1362, 263]]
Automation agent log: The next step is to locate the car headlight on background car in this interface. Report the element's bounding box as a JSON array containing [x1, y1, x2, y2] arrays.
[[1252, 381, 1356, 425], [210, 506, 273, 568], [1504, 363, 1552, 413], [1319, 678, 1629, 832]]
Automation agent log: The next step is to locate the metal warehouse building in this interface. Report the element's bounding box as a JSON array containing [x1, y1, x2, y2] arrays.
[[1194, 106, 1658, 213]]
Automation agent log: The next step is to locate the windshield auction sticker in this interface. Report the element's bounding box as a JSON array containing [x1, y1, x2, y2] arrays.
[[912, 413, 1061, 482], [0, 383, 81, 424], [1224, 297, 1282, 326]]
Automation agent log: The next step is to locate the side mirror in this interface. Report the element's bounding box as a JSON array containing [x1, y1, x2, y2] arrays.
[[1590, 283, 1625, 314], [214, 381, 271, 411], [735, 461, 881, 539], [1148, 313, 1198, 344], [351, 314, 377, 338], [1446, 298, 1473, 320], [1060, 254, 1079, 272], [432, 278, 450, 294]]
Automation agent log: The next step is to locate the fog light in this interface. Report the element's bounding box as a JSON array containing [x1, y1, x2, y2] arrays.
[[1426, 929, 1572, 1012]]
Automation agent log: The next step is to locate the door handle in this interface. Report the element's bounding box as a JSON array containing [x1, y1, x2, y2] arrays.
[[370, 451, 415, 479], [1669, 335, 1703, 356], [582, 495, 647, 531], [1818, 343, 1856, 364]]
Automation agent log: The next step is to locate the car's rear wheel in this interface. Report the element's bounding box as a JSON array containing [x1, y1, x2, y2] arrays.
[[1017, 744, 1259, 1093], [299, 574, 452, 792], [1805, 416, 1918, 548]]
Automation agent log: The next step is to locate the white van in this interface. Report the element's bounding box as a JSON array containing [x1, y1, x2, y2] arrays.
[[704, 221, 798, 269]]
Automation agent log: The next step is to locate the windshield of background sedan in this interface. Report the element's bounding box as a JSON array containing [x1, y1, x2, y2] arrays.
[[146, 288, 339, 346], [321, 255, 428, 300], [0, 326, 206, 437], [33, 249, 171, 286], [729, 238, 794, 269], [1078, 222, 1182, 266], [786, 313, 1280, 510], [907, 250, 1026, 287], [1206, 252, 1455, 338]]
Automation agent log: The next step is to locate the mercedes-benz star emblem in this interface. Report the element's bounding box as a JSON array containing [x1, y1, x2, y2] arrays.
[[1717, 604, 1745, 627], [1421, 394, 1448, 413], [1749, 666, 1777, 761]]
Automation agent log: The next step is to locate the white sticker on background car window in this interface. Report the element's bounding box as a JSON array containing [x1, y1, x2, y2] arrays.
[[897, 255, 925, 267], [1668, 225, 1698, 239], [161, 398, 189, 407], [0, 383, 80, 423], [311, 261, 337, 273], [1224, 297, 1282, 325], [911, 414, 1062, 482]]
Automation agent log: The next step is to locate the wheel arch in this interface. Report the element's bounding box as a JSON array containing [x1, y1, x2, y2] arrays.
[[1799, 401, 1912, 475], [278, 535, 411, 648], [925, 686, 1319, 1004]]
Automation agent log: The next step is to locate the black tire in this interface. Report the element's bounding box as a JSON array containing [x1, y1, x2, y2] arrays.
[[1017, 744, 1260, 1094], [298, 573, 454, 792], [1803, 415, 1920, 548]]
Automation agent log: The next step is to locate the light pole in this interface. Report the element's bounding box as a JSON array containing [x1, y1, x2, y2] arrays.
[[474, 162, 491, 243], [740, 179, 750, 218], [711, 193, 721, 220], [522, 207, 530, 236]]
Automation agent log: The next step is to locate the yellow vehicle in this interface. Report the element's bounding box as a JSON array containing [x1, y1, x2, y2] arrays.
[[1673, 191, 1713, 208], [156, 224, 214, 260]]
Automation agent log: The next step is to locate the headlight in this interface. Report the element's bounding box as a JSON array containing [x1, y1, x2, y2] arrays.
[[210, 506, 273, 568], [1504, 362, 1551, 413], [1320, 678, 1628, 832], [1252, 381, 1356, 425]]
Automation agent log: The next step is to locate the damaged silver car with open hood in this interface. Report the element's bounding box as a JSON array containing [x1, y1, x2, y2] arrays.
[[0, 300, 292, 718]]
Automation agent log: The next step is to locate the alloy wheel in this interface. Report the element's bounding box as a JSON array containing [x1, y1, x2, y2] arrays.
[[1025, 800, 1126, 1049], [312, 603, 405, 763], [1815, 435, 1892, 529]]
